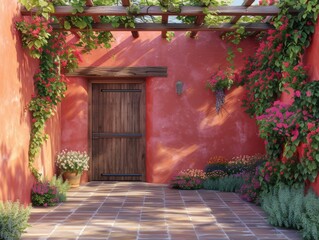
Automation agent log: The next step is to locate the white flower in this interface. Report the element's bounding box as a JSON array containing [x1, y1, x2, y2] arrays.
[[56, 149, 90, 173]]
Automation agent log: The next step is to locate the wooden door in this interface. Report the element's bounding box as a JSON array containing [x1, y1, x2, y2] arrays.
[[91, 82, 145, 181]]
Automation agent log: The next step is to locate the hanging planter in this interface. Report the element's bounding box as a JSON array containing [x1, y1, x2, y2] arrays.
[[206, 69, 234, 114]]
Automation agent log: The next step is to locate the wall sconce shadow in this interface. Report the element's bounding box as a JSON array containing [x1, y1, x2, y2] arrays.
[[176, 80, 184, 96]]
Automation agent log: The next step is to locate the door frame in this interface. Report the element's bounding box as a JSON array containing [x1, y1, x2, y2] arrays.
[[88, 79, 146, 181]]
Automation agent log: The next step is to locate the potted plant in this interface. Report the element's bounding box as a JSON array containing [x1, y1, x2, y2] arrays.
[[56, 150, 89, 187]]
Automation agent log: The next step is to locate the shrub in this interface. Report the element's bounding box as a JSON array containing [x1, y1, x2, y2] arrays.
[[0, 201, 31, 240], [227, 154, 266, 175], [239, 168, 262, 204], [302, 191, 319, 240], [49, 175, 70, 202], [205, 154, 266, 177], [170, 169, 207, 190], [203, 175, 244, 192], [261, 183, 303, 229], [261, 183, 319, 240], [31, 181, 59, 207], [206, 170, 227, 179]]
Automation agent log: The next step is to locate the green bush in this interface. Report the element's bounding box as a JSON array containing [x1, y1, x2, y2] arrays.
[[0, 201, 31, 240], [49, 175, 70, 202], [261, 184, 319, 240], [205, 154, 266, 176], [203, 175, 244, 192], [301, 191, 319, 240]]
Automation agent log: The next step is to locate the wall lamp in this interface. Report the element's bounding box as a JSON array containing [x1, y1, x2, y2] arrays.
[[176, 80, 184, 95]]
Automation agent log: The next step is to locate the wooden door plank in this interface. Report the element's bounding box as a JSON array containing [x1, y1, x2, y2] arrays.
[[91, 82, 145, 181]]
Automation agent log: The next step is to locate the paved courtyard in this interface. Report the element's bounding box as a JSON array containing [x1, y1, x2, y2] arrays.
[[22, 182, 302, 240]]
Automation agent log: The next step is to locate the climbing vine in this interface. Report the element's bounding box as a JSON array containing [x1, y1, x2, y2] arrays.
[[237, 0, 319, 187]]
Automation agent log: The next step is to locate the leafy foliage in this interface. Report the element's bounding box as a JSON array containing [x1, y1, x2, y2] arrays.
[[203, 175, 244, 192], [31, 181, 59, 207], [261, 183, 319, 240], [261, 184, 304, 229], [256, 81, 319, 186], [26, 32, 82, 179], [239, 168, 262, 204], [0, 201, 31, 240], [49, 175, 70, 202], [302, 191, 319, 240], [16, 16, 53, 59]]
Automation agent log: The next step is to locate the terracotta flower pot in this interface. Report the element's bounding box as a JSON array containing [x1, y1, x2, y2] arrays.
[[63, 172, 81, 188]]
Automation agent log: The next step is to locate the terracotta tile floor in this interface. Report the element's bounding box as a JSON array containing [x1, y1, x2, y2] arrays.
[[22, 182, 302, 240]]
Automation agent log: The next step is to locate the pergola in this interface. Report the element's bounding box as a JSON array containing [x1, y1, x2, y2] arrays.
[[21, 0, 296, 39]]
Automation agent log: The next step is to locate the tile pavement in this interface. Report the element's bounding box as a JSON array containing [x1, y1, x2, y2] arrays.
[[21, 182, 302, 240]]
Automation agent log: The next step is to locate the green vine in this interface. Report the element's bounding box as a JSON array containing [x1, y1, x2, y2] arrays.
[[237, 0, 319, 188]]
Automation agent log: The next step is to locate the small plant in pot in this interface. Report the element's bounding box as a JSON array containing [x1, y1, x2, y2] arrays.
[[56, 150, 89, 188]]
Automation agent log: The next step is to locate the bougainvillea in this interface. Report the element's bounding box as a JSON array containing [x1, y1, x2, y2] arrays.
[[257, 81, 319, 186], [16, 16, 53, 58], [22, 31, 83, 179], [237, 0, 319, 191]]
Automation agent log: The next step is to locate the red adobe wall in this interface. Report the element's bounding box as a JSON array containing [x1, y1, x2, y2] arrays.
[[0, 0, 61, 204], [62, 32, 265, 183], [61, 77, 89, 183]]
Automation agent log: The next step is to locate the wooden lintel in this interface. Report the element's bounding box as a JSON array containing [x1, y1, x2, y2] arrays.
[[161, 15, 169, 38], [190, 15, 205, 38], [66, 67, 168, 78], [51, 22, 273, 32], [21, 5, 296, 17]]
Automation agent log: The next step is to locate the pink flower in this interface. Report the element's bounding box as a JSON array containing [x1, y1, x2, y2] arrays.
[[295, 90, 301, 97], [283, 62, 290, 68], [308, 122, 316, 130], [306, 90, 312, 97], [291, 129, 299, 141]]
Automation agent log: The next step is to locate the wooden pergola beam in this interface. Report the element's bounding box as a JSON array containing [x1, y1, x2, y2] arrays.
[[161, 15, 169, 38], [21, 5, 295, 17], [66, 66, 168, 78], [229, 0, 255, 24], [85, 0, 94, 7], [120, 0, 139, 38], [52, 22, 272, 32], [190, 15, 205, 38]]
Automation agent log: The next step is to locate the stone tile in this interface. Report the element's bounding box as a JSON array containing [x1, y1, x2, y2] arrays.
[[21, 182, 302, 240]]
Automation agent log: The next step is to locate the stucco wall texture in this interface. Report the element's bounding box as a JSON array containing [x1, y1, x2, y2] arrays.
[[0, 0, 61, 203], [62, 32, 265, 183]]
